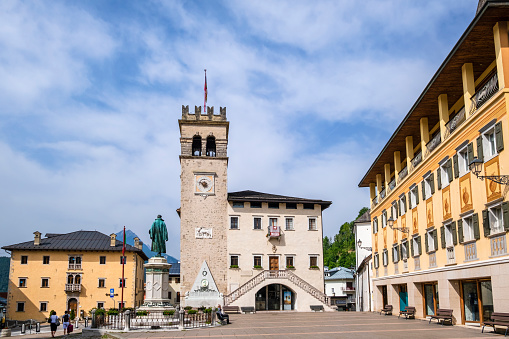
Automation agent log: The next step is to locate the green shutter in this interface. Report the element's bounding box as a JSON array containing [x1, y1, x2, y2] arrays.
[[430, 173, 435, 195], [433, 229, 438, 251], [496, 121, 504, 153], [410, 238, 414, 257], [391, 205, 394, 220], [503, 202, 509, 231], [405, 241, 409, 257], [447, 159, 453, 183], [482, 210, 489, 238], [457, 219, 464, 244], [425, 232, 429, 253], [476, 137, 483, 163], [474, 212, 481, 240], [416, 187, 420, 205], [399, 243, 403, 261], [453, 154, 459, 179], [391, 247, 394, 263], [437, 168, 442, 190], [403, 195, 407, 212], [452, 221, 458, 245], [421, 181, 425, 201], [418, 236, 422, 255], [408, 192, 412, 210], [440, 226, 446, 249]]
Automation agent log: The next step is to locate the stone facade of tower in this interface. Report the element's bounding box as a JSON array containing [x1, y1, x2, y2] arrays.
[[179, 105, 229, 301]]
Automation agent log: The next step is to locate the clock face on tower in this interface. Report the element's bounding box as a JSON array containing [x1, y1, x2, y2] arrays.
[[195, 173, 215, 195]]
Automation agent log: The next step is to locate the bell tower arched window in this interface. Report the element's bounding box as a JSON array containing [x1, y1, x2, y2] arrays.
[[192, 135, 202, 156], [206, 136, 216, 157]]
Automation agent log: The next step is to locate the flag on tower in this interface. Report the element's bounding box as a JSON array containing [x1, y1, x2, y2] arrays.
[[204, 69, 207, 113]]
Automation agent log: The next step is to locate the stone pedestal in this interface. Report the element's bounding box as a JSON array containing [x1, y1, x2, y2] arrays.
[[140, 256, 173, 309]]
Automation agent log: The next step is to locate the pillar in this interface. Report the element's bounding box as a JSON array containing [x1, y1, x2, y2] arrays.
[[437, 278, 461, 325], [384, 164, 391, 191], [376, 174, 383, 195], [405, 136, 414, 170], [438, 94, 449, 141], [370, 183, 376, 201], [494, 22, 509, 90], [420, 118, 429, 157], [394, 151, 401, 183], [462, 63, 475, 115]]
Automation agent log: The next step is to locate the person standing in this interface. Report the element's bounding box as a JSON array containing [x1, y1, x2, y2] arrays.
[[49, 311, 59, 337], [62, 311, 70, 335]]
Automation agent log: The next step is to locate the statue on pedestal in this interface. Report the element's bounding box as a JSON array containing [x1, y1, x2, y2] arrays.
[[149, 215, 168, 257]]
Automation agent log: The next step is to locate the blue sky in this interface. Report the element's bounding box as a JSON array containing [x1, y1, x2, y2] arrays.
[[0, 0, 479, 259]]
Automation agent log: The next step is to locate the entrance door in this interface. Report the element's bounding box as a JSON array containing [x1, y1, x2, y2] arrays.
[[399, 285, 408, 312], [461, 279, 493, 324], [269, 256, 279, 271], [381, 285, 388, 307], [423, 283, 439, 316], [68, 298, 77, 316]]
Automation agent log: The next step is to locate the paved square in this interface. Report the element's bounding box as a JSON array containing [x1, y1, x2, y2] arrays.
[[107, 312, 497, 339]]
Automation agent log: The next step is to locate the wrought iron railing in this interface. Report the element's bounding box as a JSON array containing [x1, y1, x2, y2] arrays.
[[410, 151, 422, 170], [372, 196, 378, 206], [425, 133, 441, 157], [388, 178, 396, 192], [470, 72, 499, 114], [398, 166, 408, 181], [444, 107, 466, 139], [65, 284, 81, 292], [380, 188, 386, 200], [490, 234, 507, 257]]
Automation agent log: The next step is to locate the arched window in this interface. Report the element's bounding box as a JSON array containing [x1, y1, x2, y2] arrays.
[[206, 136, 216, 157], [75, 275, 81, 284], [192, 135, 202, 156], [68, 275, 74, 284], [76, 257, 82, 264]]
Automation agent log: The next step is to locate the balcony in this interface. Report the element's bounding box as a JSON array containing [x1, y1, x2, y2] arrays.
[[68, 263, 82, 270], [380, 188, 386, 200], [425, 133, 441, 157], [388, 178, 396, 192], [470, 72, 499, 114], [410, 151, 422, 170], [446, 246, 455, 265], [65, 284, 81, 292], [398, 166, 408, 182], [444, 107, 465, 140], [266, 225, 281, 239], [342, 286, 355, 291]]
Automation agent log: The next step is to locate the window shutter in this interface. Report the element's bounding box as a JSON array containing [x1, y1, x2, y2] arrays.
[[421, 181, 425, 201], [496, 121, 504, 152], [482, 210, 489, 238], [453, 154, 459, 178], [391, 247, 394, 263], [447, 159, 453, 183], [399, 243, 403, 260], [425, 232, 429, 253], [457, 219, 464, 243], [433, 229, 438, 251], [430, 173, 435, 195], [437, 168, 442, 190], [408, 192, 412, 210], [403, 195, 407, 212], [391, 205, 394, 220], [416, 187, 420, 205], [452, 221, 457, 245], [396, 202, 399, 218], [440, 226, 446, 249], [417, 236, 422, 255], [405, 241, 409, 257], [410, 238, 414, 257], [476, 137, 483, 163], [503, 202, 509, 231]]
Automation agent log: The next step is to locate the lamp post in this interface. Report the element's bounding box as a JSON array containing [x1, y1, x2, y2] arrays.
[[469, 158, 509, 185], [357, 239, 372, 251], [387, 217, 409, 233]]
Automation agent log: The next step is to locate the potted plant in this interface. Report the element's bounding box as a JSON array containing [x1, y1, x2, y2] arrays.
[[230, 264, 239, 269], [253, 265, 263, 269]]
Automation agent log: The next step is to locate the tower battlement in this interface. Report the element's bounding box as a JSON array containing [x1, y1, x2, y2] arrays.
[[182, 105, 226, 121]]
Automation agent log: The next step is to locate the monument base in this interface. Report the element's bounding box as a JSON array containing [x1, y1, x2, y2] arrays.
[[142, 256, 173, 308]]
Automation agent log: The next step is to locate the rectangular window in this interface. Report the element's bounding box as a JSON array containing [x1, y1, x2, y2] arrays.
[[392, 246, 399, 263], [268, 202, 279, 209], [483, 128, 498, 159], [41, 278, 49, 288], [253, 217, 262, 230], [97, 302, 104, 309], [233, 202, 244, 208], [463, 215, 475, 242], [250, 202, 262, 208], [17, 302, 25, 312], [424, 176, 432, 200], [169, 277, 172, 283], [40, 302, 47, 312], [445, 224, 454, 247], [440, 162, 450, 188], [43, 256, 50, 265], [286, 256, 294, 268], [309, 256, 318, 267], [285, 218, 294, 230], [489, 205, 504, 235], [303, 203, 314, 210], [458, 146, 470, 177], [410, 186, 418, 209], [175, 278, 180, 283], [98, 278, 105, 288], [401, 240, 408, 260], [100, 256, 106, 265], [230, 255, 239, 267], [412, 237, 419, 257], [19, 278, 27, 288], [399, 199, 406, 216], [427, 230, 435, 252], [374, 253, 379, 268], [253, 256, 262, 267], [168, 291, 172, 299], [373, 218, 378, 234], [118, 302, 125, 309], [21, 256, 28, 265], [119, 278, 126, 288], [120, 256, 126, 264], [308, 218, 317, 231], [286, 203, 297, 209], [382, 211, 387, 228], [391, 203, 398, 220], [382, 250, 388, 266], [230, 216, 239, 229], [269, 218, 278, 227]]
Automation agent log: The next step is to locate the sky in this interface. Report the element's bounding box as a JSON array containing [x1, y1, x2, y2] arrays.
[[0, 0, 479, 259]]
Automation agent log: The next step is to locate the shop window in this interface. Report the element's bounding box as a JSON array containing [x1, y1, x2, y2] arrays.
[[423, 283, 439, 316], [19, 278, 27, 288], [43, 256, 50, 265], [230, 216, 239, 230], [100, 256, 106, 265], [285, 218, 294, 230], [308, 218, 317, 230], [21, 256, 28, 264], [230, 255, 239, 268], [17, 302, 25, 312], [40, 302, 47, 312], [41, 278, 49, 288], [253, 217, 262, 230]]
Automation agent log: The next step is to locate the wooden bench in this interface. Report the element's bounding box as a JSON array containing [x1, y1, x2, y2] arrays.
[[223, 306, 240, 314], [240, 306, 255, 314], [428, 309, 453, 325], [380, 305, 393, 315], [310, 305, 324, 312], [482, 312, 509, 336], [399, 306, 416, 319]]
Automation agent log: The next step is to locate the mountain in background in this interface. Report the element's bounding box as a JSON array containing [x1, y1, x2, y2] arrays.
[[116, 229, 179, 263], [0, 256, 10, 293]]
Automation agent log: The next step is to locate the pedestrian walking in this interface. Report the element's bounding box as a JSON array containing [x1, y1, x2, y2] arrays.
[[62, 311, 70, 335], [49, 311, 59, 337]]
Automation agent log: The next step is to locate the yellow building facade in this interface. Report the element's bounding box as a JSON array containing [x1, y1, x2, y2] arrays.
[[359, 1, 509, 325], [2, 231, 148, 321]]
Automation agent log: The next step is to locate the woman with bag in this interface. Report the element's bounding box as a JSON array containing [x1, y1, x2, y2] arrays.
[[49, 311, 59, 337]]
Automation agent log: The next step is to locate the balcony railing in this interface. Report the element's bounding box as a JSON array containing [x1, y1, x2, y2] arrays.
[[380, 188, 386, 200], [446, 246, 455, 265], [68, 263, 82, 270], [342, 286, 355, 291], [410, 151, 422, 170], [388, 178, 396, 192], [490, 234, 507, 257], [444, 107, 466, 139], [398, 166, 408, 182], [425, 133, 441, 157], [470, 72, 499, 114], [65, 284, 81, 292]]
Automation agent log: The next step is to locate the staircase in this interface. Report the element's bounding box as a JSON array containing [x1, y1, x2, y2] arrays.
[[224, 270, 330, 306]]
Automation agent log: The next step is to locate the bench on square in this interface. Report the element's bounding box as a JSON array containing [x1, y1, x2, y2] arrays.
[[398, 306, 416, 319], [310, 305, 324, 312], [428, 309, 453, 326], [482, 312, 509, 336], [380, 305, 393, 315], [241, 307, 255, 314], [223, 306, 240, 314]]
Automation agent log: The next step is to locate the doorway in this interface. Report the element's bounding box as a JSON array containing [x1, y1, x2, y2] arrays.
[[423, 282, 439, 316], [381, 285, 388, 307], [398, 285, 408, 312], [68, 298, 77, 316], [269, 256, 279, 271], [255, 284, 295, 311], [461, 279, 493, 324]]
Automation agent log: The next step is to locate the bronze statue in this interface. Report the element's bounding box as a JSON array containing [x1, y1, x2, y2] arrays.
[[149, 215, 168, 256]]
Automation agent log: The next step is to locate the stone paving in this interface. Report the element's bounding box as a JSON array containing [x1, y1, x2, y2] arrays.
[[102, 312, 499, 339]]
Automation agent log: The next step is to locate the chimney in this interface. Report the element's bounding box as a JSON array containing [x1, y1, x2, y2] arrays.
[[34, 231, 41, 246], [134, 237, 140, 249], [110, 233, 117, 247], [138, 240, 143, 250]]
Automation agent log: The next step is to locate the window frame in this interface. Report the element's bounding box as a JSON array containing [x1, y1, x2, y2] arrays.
[[41, 278, 49, 288], [286, 203, 297, 209], [253, 255, 262, 268], [286, 255, 295, 268], [424, 175, 433, 200], [457, 145, 470, 177], [382, 250, 388, 267], [100, 256, 106, 265], [412, 237, 420, 257], [250, 202, 262, 208], [410, 186, 419, 209], [253, 217, 262, 230], [392, 245, 399, 263], [43, 256, 50, 265], [19, 278, 27, 288], [230, 216, 239, 230], [97, 302, 105, 309], [488, 203, 504, 235], [309, 255, 318, 268], [230, 255, 239, 268], [401, 239, 408, 260], [98, 278, 106, 288], [285, 217, 294, 231], [119, 278, 126, 288], [440, 161, 450, 189], [40, 302, 48, 312], [16, 302, 25, 312], [233, 202, 244, 208], [462, 214, 475, 242], [482, 125, 499, 161], [120, 256, 127, 265], [427, 230, 436, 252], [20, 256, 28, 265], [268, 202, 279, 209], [308, 217, 317, 231]]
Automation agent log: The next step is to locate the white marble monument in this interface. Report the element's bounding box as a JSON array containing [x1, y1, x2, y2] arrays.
[[185, 261, 223, 308]]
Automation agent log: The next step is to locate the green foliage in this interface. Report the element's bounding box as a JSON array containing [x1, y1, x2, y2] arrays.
[[230, 265, 239, 269], [107, 309, 119, 315], [163, 310, 175, 316], [203, 308, 212, 314], [184, 306, 193, 310], [323, 207, 368, 269], [187, 309, 198, 314], [0, 257, 10, 293], [70, 309, 76, 320], [253, 265, 262, 269], [137, 310, 148, 316], [95, 308, 106, 316]]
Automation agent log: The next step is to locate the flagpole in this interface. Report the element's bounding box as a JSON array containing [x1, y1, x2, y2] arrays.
[[204, 69, 207, 113], [121, 225, 125, 310]]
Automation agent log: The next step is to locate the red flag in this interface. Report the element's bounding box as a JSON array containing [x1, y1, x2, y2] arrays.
[[122, 226, 126, 256], [204, 69, 207, 113]]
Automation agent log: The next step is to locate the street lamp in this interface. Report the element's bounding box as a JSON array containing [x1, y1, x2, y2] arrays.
[[469, 157, 509, 185], [357, 239, 372, 251], [387, 217, 409, 233]]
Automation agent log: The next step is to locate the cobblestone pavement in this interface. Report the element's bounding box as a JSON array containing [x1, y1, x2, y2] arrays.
[[103, 312, 498, 339]]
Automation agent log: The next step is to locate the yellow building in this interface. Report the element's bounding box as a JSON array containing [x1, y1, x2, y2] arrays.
[[359, 0, 509, 325], [2, 231, 148, 321]]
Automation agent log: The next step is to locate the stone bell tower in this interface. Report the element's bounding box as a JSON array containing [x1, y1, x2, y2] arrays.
[[179, 105, 229, 305]]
